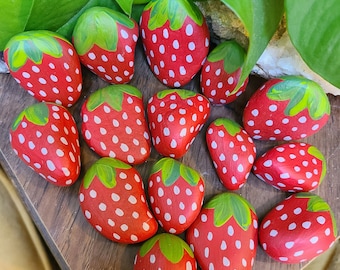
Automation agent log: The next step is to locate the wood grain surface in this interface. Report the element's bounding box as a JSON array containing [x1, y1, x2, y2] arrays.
[[0, 43, 339, 270]]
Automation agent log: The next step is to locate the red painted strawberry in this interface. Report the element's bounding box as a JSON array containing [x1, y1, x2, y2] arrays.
[[253, 142, 327, 192], [148, 157, 205, 234], [259, 192, 338, 264], [200, 40, 249, 105], [147, 89, 210, 158], [206, 118, 256, 190], [4, 30, 82, 107], [140, 0, 210, 87], [134, 233, 197, 269], [243, 76, 330, 141], [72, 6, 139, 84], [9, 102, 81, 186], [81, 84, 151, 165], [186, 192, 258, 270], [79, 157, 158, 244]]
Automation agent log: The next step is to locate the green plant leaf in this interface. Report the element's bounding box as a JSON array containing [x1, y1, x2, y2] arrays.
[[205, 192, 255, 230], [11, 102, 49, 131], [25, 0, 90, 32], [213, 118, 241, 136], [220, 0, 284, 94], [266, 76, 331, 120], [0, 0, 122, 50], [115, 0, 133, 16], [57, 0, 121, 41], [285, 0, 340, 89], [179, 163, 201, 186], [207, 40, 246, 74], [0, 0, 34, 50], [145, 0, 204, 31]]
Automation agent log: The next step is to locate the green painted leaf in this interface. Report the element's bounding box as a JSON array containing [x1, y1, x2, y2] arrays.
[[151, 158, 181, 186], [145, 0, 204, 31], [307, 194, 331, 213], [151, 158, 201, 186], [291, 193, 338, 237], [6, 30, 64, 71], [86, 85, 141, 112], [139, 233, 194, 262], [307, 145, 327, 184], [266, 76, 331, 120], [207, 40, 246, 74], [179, 163, 201, 186], [11, 102, 49, 131], [205, 192, 254, 230], [285, 0, 340, 89], [83, 157, 131, 189], [73, 6, 137, 54], [156, 89, 197, 100], [213, 118, 241, 136], [220, 0, 284, 94]]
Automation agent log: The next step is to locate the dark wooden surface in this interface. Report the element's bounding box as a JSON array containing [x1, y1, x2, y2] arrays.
[[0, 43, 339, 270]]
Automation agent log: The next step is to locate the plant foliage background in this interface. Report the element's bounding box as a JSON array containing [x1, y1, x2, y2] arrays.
[[0, 0, 339, 89]]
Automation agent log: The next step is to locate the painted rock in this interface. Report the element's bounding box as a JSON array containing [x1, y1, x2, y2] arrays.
[[72, 7, 139, 84], [81, 84, 151, 165], [186, 192, 258, 270], [79, 157, 158, 244], [9, 102, 81, 186], [253, 142, 327, 192], [134, 233, 197, 269], [200, 40, 248, 104], [147, 89, 210, 158], [148, 157, 205, 234], [206, 118, 256, 190], [259, 193, 338, 264], [140, 0, 210, 87], [4, 30, 82, 107], [243, 76, 330, 141]]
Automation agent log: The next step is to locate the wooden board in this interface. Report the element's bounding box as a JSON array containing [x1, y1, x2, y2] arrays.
[[0, 43, 339, 270]]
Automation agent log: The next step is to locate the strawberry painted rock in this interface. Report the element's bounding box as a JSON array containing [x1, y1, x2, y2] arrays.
[[79, 157, 158, 244], [9, 102, 81, 186], [200, 40, 249, 105], [259, 193, 338, 264], [147, 89, 210, 158], [4, 30, 82, 107], [134, 233, 197, 269], [72, 7, 139, 84], [186, 192, 258, 270], [140, 0, 210, 87], [243, 76, 331, 141], [148, 157, 205, 234], [206, 118, 256, 190], [81, 84, 151, 165], [253, 142, 326, 192]]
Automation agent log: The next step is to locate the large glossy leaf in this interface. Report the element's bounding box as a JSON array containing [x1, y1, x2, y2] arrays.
[[220, 0, 284, 93], [285, 0, 340, 89], [57, 0, 121, 41], [0, 0, 121, 50], [0, 0, 34, 50]]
